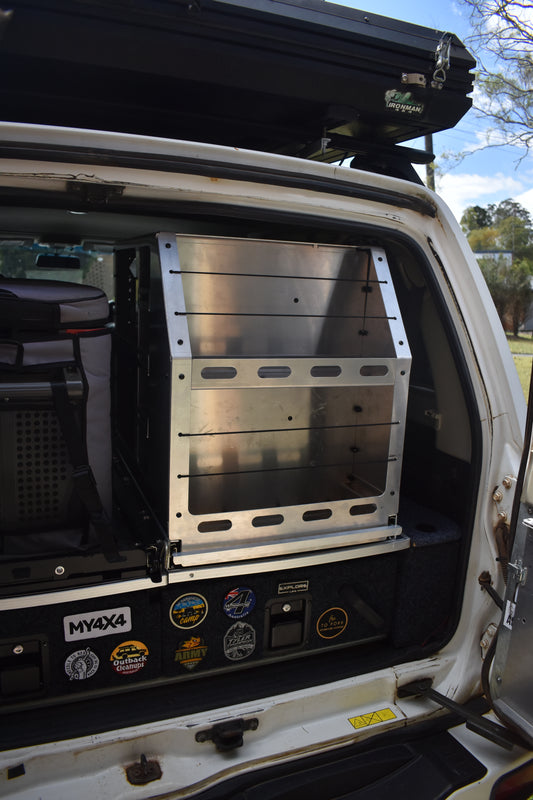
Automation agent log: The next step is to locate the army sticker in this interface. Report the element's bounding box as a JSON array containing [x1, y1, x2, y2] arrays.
[[223, 622, 256, 661], [316, 608, 348, 640], [110, 640, 149, 675], [175, 636, 208, 671], [169, 593, 208, 630], [64, 647, 99, 681], [223, 587, 256, 620]]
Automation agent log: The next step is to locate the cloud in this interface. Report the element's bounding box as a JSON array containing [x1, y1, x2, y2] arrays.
[[435, 172, 523, 219], [514, 188, 533, 218]]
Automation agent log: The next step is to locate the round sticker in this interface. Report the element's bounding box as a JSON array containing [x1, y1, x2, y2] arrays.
[[316, 608, 348, 640], [110, 640, 149, 675], [223, 622, 256, 661], [64, 647, 99, 681], [223, 587, 256, 619], [169, 593, 208, 630], [174, 636, 208, 671]]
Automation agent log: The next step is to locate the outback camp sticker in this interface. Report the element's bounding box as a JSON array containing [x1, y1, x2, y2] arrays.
[[223, 587, 256, 619], [110, 640, 149, 676], [175, 636, 208, 671], [223, 622, 256, 661], [63, 606, 132, 642], [64, 647, 99, 681], [384, 89, 424, 116], [169, 593, 208, 630], [316, 607, 348, 639]]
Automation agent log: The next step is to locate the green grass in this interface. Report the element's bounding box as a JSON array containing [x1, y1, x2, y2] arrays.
[[506, 333, 533, 355], [513, 355, 533, 400], [505, 335, 533, 399]]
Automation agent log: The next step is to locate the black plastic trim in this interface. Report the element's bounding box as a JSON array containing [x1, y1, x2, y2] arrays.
[[190, 728, 486, 800]]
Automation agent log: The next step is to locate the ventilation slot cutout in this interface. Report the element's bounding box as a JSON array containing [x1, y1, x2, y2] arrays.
[[258, 366, 291, 378], [252, 514, 284, 528], [3, 410, 73, 530], [302, 508, 332, 522], [350, 504, 377, 516], [200, 367, 237, 379], [310, 365, 341, 378], [360, 365, 388, 377], [197, 519, 232, 533]]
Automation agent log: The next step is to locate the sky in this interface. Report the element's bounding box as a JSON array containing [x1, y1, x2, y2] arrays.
[[329, 0, 533, 223]]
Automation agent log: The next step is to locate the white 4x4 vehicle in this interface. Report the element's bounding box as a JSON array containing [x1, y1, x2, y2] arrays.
[[0, 1, 532, 798]]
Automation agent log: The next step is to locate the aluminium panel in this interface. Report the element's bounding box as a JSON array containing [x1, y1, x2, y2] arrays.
[[158, 234, 411, 565]]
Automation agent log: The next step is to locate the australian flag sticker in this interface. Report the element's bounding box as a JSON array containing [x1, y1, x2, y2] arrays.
[[223, 587, 256, 619]]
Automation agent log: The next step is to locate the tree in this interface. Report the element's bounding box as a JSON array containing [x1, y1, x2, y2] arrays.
[[467, 227, 499, 252], [460, 204, 492, 234], [463, 200, 533, 333], [461, 199, 533, 259], [478, 256, 532, 335], [461, 0, 533, 154], [488, 198, 533, 228], [496, 216, 532, 259], [508, 259, 533, 334]]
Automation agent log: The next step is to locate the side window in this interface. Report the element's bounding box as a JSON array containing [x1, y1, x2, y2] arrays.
[[0, 241, 113, 296]]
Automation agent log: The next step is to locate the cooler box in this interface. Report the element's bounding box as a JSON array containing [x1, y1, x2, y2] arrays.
[[0, 279, 112, 555]]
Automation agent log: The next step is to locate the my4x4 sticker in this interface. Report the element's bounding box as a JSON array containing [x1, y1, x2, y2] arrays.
[[64, 647, 99, 681], [110, 640, 149, 675], [223, 587, 256, 619], [223, 622, 256, 661], [175, 636, 208, 671], [169, 593, 208, 629], [63, 606, 132, 642], [316, 607, 348, 639]]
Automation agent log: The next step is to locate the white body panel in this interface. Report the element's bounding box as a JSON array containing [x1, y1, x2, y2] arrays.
[[0, 123, 528, 798]]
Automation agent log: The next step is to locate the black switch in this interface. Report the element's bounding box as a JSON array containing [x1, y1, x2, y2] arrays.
[[271, 620, 303, 648]]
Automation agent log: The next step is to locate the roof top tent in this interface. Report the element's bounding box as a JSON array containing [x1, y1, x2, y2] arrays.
[[0, 0, 474, 168]]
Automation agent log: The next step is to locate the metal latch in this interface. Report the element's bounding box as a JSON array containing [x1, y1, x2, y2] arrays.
[[508, 557, 528, 586], [125, 754, 162, 786], [401, 73, 426, 87], [195, 717, 259, 752], [432, 35, 452, 89]]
